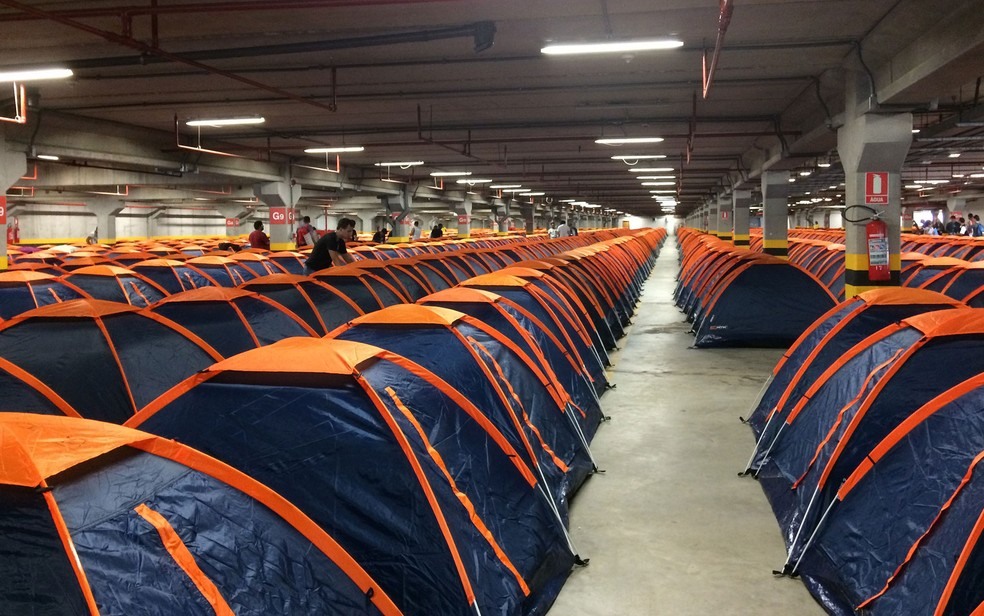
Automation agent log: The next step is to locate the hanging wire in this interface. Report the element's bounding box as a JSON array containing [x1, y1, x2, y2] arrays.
[[842, 204, 880, 223]]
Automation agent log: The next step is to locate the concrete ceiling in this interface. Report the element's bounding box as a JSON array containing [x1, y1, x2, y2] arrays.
[[1, 0, 983, 219]]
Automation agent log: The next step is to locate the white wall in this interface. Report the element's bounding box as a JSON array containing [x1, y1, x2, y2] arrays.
[[14, 204, 94, 241]]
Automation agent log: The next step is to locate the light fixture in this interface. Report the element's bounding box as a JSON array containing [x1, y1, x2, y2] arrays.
[[912, 128, 921, 133], [0, 67, 73, 82], [518, 191, 545, 196], [455, 178, 493, 184], [304, 146, 364, 153], [612, 154, 667, 160], [375, 161, 424, 167], [635, 175, 676, 180], [501, 187, 529, 192], [595, 137, 665, 145], [788, 178, 796, 183], [650, 190, 676, 194], [948, 152, 961, 158], [489, 184, 523, 189], [559, 199, 577, 203], [798, 169, 812, 177], [642, 181, 675, 186], [629, 167, 674, 173], [36, 154, 59, 161], [430, 171, 472, 177], [541, 40, 684, 55], [186, 117, 265, 127]]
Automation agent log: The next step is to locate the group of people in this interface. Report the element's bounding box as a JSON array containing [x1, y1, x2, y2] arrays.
[[917, 214, 984, 236], [246, 216, 357, 274], [548, 220, 578, 239]]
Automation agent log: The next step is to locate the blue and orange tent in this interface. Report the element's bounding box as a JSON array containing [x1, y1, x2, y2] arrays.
[[0, 271, 88, 320], [328, 304, 599, 505], [785, 373, 984, 614], [131, 258, 219, 294], [0, 299, 222, 423], [312, 267, 410, 311], [0, 413, 401, 616], [130, 338, 578, 616], [239, 274, 364, 335], [61, 265, 168, 307], [148, 286, 317, 357], [744, 287, 965, 441]]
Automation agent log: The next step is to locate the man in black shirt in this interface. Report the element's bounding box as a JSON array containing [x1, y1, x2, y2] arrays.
[[304, 217, 357, 275]]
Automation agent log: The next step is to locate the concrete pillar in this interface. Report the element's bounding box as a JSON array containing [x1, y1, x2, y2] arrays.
[[494, 200, 512, 235], [1, 133, 27, 270], [455, 197, 473, 239], [947, 197, 966, 219], [87, 199, 124, 244], [733, 190, 751, 247], [707, 200, 719, 237], [219, 205, 250, 239], [838, 75, 911, 297], [381, 189, 412, 242], [520, 203, 535, 234], [761, 170, 790, 258], [716, 195, 732, 241], [254, 179, 301, 251]]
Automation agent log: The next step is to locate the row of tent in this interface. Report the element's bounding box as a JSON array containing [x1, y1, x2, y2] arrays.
[[674, 229, 837, 347], [747, 229, 984, 303], [0, 228, 665, 615], [741, 286, 984, 615]]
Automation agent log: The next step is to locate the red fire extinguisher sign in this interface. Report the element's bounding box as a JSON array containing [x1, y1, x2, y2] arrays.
[[866, 218, 890, 281]]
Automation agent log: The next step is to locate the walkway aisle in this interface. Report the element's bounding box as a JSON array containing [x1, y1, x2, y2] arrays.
[[550, 237, 823, 615]]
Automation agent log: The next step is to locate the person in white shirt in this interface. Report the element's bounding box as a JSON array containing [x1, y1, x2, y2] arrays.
[[556, 220, 571, 237], [409, 220, 422, 241]]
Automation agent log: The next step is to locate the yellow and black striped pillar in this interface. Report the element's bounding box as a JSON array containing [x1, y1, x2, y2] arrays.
[[761, 170, 790, 259], [733, 190, 751, 247]]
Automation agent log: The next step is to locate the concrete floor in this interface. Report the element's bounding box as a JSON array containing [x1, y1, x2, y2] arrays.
[[550, 237, 824, 615]]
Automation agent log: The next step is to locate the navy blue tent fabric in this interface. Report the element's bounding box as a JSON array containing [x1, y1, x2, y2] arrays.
[[132, 339, 576, 616], [693, 262, 836, 348], [942, 268, 984, 302], [184, 260, 257, 287], [240, 276, 364, 335], [150, 289, 315, 357], [0, 301, 220, 423], [460, 279, 608, 394], [419, 293, 602, 427], [0, 414, 397, 616], [796, 383, 984, 615], [754, 326, 924, 546], [312, 272, 406, 312], [131, 261, 218, 294], [331, 317, 594, 506], [747, 293, 963, 436], [62, 268, 167, 307], [0, 274, 86, 320], [0, 358, 69, 415]]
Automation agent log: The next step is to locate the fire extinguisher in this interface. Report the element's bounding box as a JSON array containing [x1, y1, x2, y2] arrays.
[[6, 216, 18, 244], [866, 217, 890, 281]]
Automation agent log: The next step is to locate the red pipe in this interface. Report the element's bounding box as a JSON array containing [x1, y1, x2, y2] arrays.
[[702, 0, 734, 100]]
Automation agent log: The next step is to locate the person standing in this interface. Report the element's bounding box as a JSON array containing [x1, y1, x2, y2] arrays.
[[248, 220, 270, 250], [295, 216, 318, 249], [371, 226, 385, 243], [410, 220, 422, 241], [556, 219, 571, 237], [304, 218, 357, 275], [945, 215, 961, 235], [430, 223, 444, 239]]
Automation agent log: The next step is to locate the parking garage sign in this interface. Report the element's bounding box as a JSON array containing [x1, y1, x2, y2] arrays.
[[865, 172, 889, 205], [0, 196, 6, 224]]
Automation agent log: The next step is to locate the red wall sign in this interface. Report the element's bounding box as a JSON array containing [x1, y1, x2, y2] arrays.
[[225, 218, 240, 227], [457, 215, 469, 224], [269, 207, 288, 224], [721, 211, 729, 220], [865, 172, 889, 205], [0, 196, 6, 225]]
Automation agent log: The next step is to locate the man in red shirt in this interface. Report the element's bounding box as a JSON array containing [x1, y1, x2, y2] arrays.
[[248, 220, 270, 250]]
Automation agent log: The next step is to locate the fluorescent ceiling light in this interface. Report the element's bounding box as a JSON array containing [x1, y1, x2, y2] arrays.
[[186, 117, 265, 127], [456, 178, 493, 184], [817, 162, 832, 168], [904, 184, 923, 189], [788, 178, 796, 183], [922, 179, 949, 185], [0, 67, 73, 82], [375, 161, 424, 167], [559, 199, 577, 203], [912, 128, 921, 133], [636, 175, 676, 180], [969, 173, 984, 178], [595, 137, 665, 145], [542, 39, 684, 55], [642, 181, 675, 186], [612, 154, 667, 160], [518, 192, 545, 196], [799, 170, 812, 176], [629, 167, 674, 173], [489, 184, 523, 189], [949, 153, 961, 158], [304, 146, 364, 153], [501, 188, 529, 192], [430, 171, 472, 177], [650, 190, 676, 194], [36, 154, 59, 161]]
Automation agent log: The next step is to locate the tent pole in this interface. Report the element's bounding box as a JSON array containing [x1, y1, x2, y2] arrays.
[[788, 498, 838, 577], [741, 408, 778, 476], [752, 422, 787, 478]]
